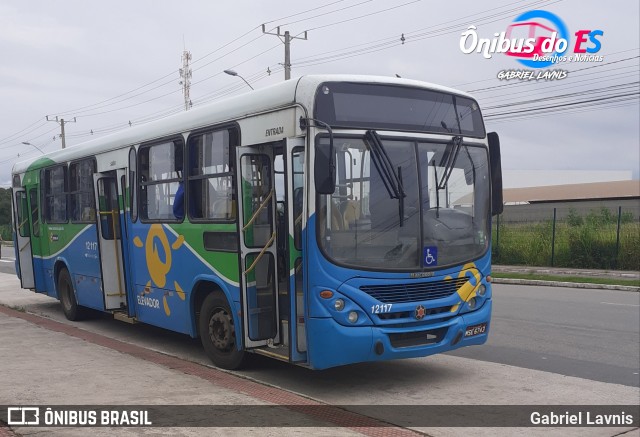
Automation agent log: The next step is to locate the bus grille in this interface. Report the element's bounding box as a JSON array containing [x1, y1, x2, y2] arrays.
[[360, 277, 468, 303]]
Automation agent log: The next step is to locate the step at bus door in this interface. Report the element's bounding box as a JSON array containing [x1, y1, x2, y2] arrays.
[[285, 138, 307, 362], [93, 170, 127, 310], [11, 188, 35, 289], [236, 146, 280, 348]]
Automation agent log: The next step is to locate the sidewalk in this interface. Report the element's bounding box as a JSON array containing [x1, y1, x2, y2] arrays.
[[493, 265, 640, 280], [0, 307, 387, 437], [492, 265, 640, 291]]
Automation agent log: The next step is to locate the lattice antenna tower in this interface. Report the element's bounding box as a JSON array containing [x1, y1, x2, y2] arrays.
[[179, 49, 193, 110]]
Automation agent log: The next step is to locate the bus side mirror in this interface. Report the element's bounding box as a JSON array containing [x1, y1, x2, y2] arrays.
[[488, 132, 503, 216], [314, 137, 336, 195]]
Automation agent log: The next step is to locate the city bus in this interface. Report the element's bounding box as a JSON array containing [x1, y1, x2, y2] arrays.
[[11, 75, 503, 370]]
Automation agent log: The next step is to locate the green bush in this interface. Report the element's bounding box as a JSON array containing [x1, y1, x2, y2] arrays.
[[618, 223, 640, 270], [0, 224, 12, 242], [566, 208, 583, 227], [566, 222, 617, 269], [493, 221, 553, 266], [493, 208, 640, 271]]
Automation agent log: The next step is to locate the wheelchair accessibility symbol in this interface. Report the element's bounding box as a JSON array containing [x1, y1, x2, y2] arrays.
[[423, 247, 438, 266]]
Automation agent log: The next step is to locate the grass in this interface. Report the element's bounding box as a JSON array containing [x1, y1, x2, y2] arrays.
[[492, 208, 640, 271], [493, 272, 640, 288]]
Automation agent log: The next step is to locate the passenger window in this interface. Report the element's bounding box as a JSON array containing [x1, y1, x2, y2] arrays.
[[69, 159, 96, 222], [44, 165, 68, 223], [188, 128, 237, 221], [129, 148, 137, 222], [29, 188, 40, 237], [16, 191, 29, 237], [139, 140, 183, 221]]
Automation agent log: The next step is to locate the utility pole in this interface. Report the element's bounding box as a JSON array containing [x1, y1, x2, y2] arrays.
[[262, 25, 308, 80], [179, 49, 192, 110], [46, 116, 76, 149]]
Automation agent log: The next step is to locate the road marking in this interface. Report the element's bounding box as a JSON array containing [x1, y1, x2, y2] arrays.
[[600, 302, 640, 307], [0, 259, 16, 263]]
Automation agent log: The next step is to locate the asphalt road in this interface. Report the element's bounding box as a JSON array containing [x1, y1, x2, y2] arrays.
[[0, 256, 638, 387], [448, 284, 640, 387], [0, 245, 15, 275]]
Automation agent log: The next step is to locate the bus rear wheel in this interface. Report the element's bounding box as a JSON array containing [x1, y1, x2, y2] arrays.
[[57, 268, 86, 321], [199, 292, 246, 370]]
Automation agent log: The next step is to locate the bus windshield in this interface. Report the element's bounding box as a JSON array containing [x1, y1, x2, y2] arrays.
[[317, 136, 490, 270]]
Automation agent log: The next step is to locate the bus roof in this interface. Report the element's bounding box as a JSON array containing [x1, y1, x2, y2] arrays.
[[12, 74, 474, 175]]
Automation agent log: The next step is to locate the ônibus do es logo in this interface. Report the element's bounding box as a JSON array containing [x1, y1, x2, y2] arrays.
[[460, 9, 604, 81]]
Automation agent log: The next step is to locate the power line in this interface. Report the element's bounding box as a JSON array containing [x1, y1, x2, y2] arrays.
[[0, 137, 57, 165], [0, 119, 46, 145], [477, 68, 639, 104], [49, 1, 357, 118], [39, 0, 542, 134], [304, 0, 422, 32], [17, 0, 625, 153], [484, 92, 640, 118], [291, 0, 535, 65], [277, 0, 373, 27], [292, 0, 556, 69], [0, 125, 60, 151], [486, 100, 639, 124], [482, 81, 639, 110], [452, 47, 640, 87], [467, 56, 640, 93], [262, 0, 347, 27]]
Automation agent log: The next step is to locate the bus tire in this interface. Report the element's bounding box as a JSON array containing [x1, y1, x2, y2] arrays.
[[57, 268, 85, 321], [199, 292, 246, 370]]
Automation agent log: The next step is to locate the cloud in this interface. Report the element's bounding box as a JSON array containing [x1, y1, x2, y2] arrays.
[[0, 4, 83, 50]]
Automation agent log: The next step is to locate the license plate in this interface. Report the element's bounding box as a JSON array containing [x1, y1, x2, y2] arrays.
[[464, 323, 487, 337]]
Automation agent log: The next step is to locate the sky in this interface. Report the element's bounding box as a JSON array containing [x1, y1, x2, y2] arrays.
[[0, 0, 638, 187]]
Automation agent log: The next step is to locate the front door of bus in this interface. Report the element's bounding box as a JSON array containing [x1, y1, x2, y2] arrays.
[[12, 188, 35, 289], [285, 138, 307, 362], [93, 170, 127, 310], [236, 146, 280, 348]]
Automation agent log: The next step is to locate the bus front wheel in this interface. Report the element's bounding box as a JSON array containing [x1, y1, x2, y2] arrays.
[[199, 292, 246, 370], [57, 268, 86, 321]]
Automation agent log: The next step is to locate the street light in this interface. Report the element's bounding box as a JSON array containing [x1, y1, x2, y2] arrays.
[[22, 141, 44, 154], [224, 69, 254, 90]]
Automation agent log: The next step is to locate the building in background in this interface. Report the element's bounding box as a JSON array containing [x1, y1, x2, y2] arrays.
[[501, 180, 640, 222], [502, 170, 633, 189]]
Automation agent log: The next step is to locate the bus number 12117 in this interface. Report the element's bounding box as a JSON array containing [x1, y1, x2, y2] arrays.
[[371, 304, 393, 314]]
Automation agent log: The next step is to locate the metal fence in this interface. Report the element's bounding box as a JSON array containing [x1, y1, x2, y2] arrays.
[[492, 204, 640, 271]]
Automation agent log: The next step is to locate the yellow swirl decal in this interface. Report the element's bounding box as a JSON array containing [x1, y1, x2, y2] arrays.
[[450, 262, 482, 312], [135, 224, 185, 316]]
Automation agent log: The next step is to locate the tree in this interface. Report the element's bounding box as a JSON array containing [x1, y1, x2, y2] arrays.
[[0, 188, 11, 226]]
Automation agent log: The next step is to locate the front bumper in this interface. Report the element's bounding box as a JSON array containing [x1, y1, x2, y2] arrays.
[[306, 299, 491, 369]]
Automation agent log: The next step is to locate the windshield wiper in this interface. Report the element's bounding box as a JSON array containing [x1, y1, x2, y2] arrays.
[[364, 130, 406, 225], [365, 130, 403, 199], [438, 135, 463, 189], [432, 160, 440, 218]]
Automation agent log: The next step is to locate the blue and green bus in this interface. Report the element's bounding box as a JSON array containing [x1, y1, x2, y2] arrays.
[[11, 75, 503, 369]]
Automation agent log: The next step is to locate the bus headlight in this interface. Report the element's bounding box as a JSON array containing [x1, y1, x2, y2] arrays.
[[334, 299, 345, 311], [468, 297, 477, 310], [348, 311, 358, 323], [477, 284, 486, 296]]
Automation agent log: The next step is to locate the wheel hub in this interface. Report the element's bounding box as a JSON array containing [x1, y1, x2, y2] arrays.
[[208, 309, 234, 351]]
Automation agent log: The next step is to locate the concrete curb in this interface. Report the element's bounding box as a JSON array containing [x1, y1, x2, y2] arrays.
[[492, 277, 640, 292]]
